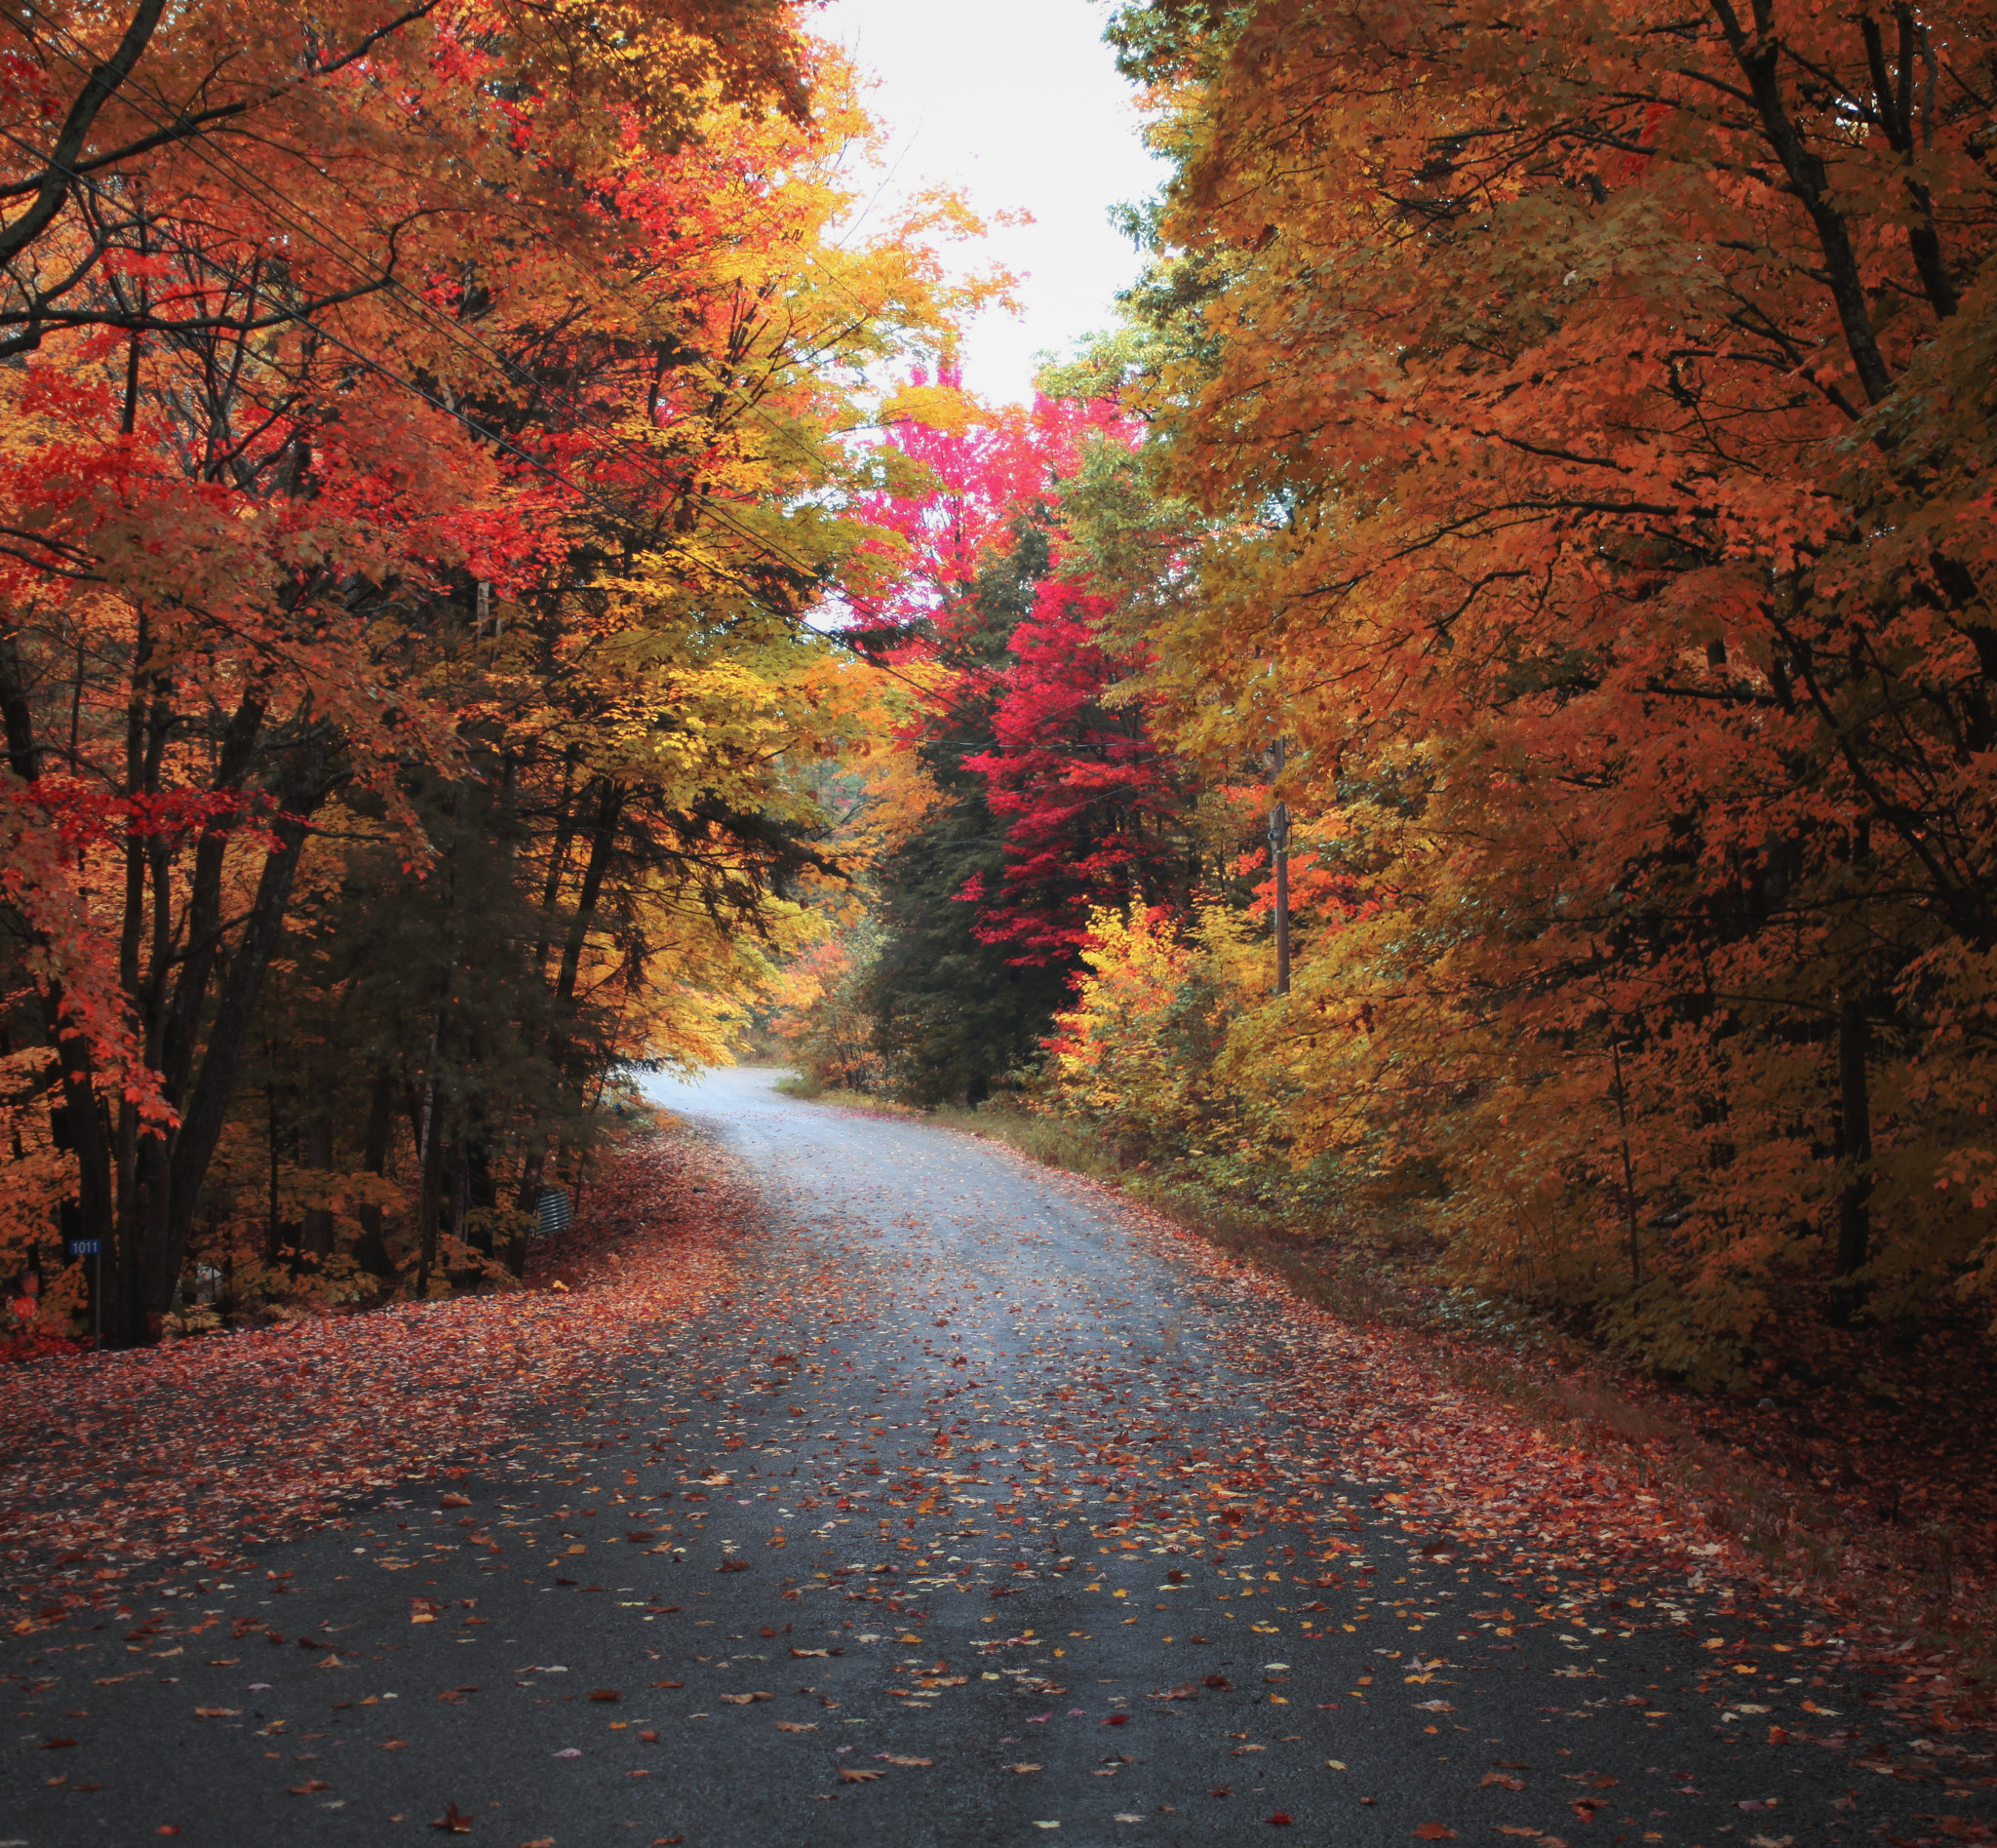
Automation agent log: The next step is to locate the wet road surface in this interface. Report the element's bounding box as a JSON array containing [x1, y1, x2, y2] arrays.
[[3, 1067, 1982, 1846]]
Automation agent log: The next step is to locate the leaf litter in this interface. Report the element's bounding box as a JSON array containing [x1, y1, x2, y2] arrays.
[[8, 1110, 1997, 1842], [1, 1136, 752, 1618]]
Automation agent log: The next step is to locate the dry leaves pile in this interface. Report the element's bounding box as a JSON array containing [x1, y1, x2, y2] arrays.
[[1, 1134, 755, 1619]]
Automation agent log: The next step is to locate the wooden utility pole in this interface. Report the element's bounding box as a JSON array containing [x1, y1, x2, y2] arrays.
[[1268, 736, 1290, 997]]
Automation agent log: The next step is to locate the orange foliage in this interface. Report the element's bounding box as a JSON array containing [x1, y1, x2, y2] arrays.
[[1112, 0, 1997, 1373]]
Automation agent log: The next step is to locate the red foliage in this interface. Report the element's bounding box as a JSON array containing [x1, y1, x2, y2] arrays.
[[0, 1133, 755, 1617], [962, 580, 1189, 964], [851, 369, 1132, 635]]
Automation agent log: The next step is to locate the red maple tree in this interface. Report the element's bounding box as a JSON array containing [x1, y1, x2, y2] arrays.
[[962, 578, 1190, 965]]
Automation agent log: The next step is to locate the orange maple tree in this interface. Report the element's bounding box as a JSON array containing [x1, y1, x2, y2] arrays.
[[1095, 0, 1997, 1373]]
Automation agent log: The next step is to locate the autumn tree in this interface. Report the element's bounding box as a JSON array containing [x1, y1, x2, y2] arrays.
[[863, 519, 1074, 1104], [839, 383, 1194, 1103], [960, 575, 1192, 965], [1104, 0, 1997, 1375], [0, 5, 985, 1343]]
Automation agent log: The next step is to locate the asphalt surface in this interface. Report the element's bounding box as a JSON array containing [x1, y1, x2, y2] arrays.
[[4, 1067, 1989, 1846]]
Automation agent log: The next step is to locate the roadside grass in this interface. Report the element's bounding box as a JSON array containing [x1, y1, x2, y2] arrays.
[[781, 1081, 1997, 1695], [772, 1076, 923, 1119]]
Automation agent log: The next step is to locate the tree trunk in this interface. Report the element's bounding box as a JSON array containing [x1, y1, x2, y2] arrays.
[[465, 1138, 495, 1261], [411, 1031, 446, 1301], [301, 1106, 334, 1263], [352, 1066, 396, 1280], [514, 779, 623, 1230], [1267, 736, 1290, 998], [553, 780, 625, 1012], [1830, 993, 1873, 1327], [146, 727, 334, 1328]]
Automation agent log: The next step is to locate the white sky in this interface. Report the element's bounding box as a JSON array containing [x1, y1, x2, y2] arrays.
[[812, 0, 1168, 406]]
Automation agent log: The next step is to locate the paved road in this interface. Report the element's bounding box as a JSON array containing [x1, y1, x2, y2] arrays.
[[2, 1069, 1981, 1846]]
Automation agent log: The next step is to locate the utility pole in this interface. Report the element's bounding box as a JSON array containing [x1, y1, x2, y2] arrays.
[[1267, 736, 1290, 997]]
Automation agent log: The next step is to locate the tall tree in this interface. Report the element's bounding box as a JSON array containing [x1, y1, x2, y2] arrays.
[[865, 523, 1074, 1104], [961, 576, 1191, 966], [844, 384, 1188, 1105], [0, 13, 984, 1342], [1107, 0, 1997, 1373]]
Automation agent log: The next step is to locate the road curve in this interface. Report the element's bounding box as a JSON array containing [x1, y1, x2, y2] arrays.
[[0, 1067, 1971, 1846]]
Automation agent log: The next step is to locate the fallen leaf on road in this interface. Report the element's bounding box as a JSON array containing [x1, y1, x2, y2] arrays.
[[1413, 1700, 1454, 1712], [1269, 1816, 1293, 1827], [649, 1680, 683, 1689], [382, 1740, 410, 1751], [41, 1737, 77, 1749], [439, 1494, 472, 1509], [789, 1647, 834, 1658], [288, 1781, 332, 1795], [431, 1805, 475, 1833], [553, 1749, 581, 1758], [1481, 1773, 1526, 1790], [1413, 1828, 1458, 1841], [719, 1692, 770, 1705], [882, 1754, 932, 1766], [1152, 1683, 1197, 1700], [1008, 1763, 1043, 1774], [775, 1721, 816, 1732], [587, 1689, 620, 1703], [193, 1708, 239, 1719], [837, 1768, 883, 1783]]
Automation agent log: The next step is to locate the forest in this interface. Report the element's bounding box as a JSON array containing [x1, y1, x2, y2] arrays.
[[6, 0, 1997, 1396], [0, 0, 983, 1347]]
